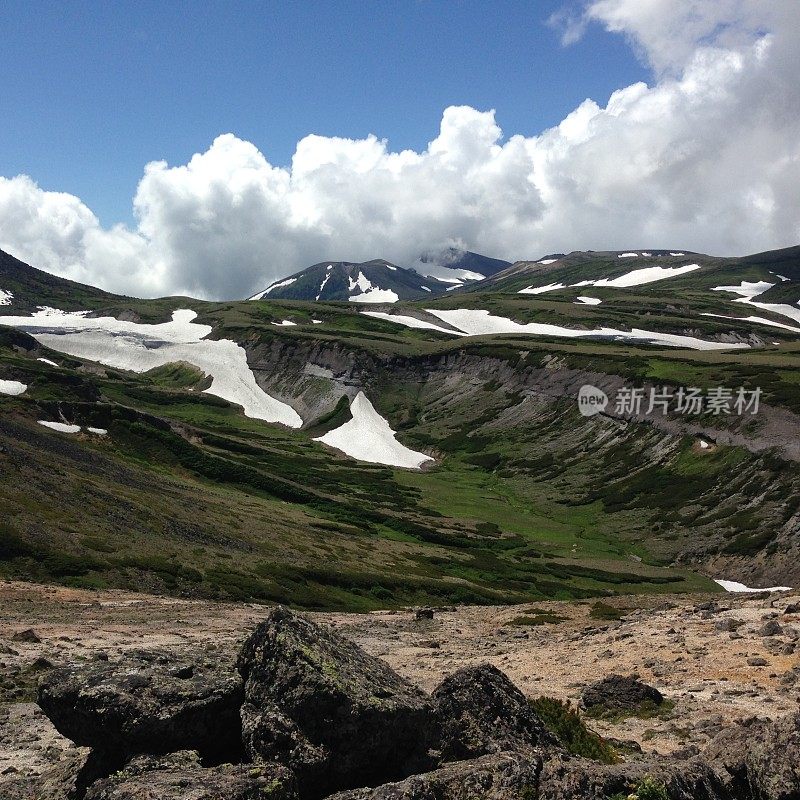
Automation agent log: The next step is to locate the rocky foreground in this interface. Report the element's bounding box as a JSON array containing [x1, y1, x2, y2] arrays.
[[1, 581, 799, 799]]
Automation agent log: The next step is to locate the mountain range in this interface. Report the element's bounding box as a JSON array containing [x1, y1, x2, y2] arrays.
[[1, 243, 798, 610]]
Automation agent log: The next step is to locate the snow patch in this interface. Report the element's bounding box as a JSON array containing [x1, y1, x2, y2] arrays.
[[0, 379, 26, 395], [271, 320, 297, 327], [712, 281, 774, 300], [575, 296, 602, 305], [314, 391, 433, 469], [423, 308, 746, 351], [361, 311, 468, 336], [316, 271, 333, 300], [641, 252, 652, 257], [348, 288, 399, 303], [348, 271, 373, 293], [714, 579, 792, 593], [87, 427, 108, 435], [311, 319, 323, 324], [249, 277, 296, 300], [0, 289, 12, 306], [701, 312, 800, 334], [618, 252, 639, 258], [0, 308, 302, 428], [538, 259, 558, 265], [670, 252, 685, 256], [591, 263, 701, 288], [37, 357, 59, 366], [712, 281, 800, 327], [518, 282, 566, 295], [38, 421, 80, 434]]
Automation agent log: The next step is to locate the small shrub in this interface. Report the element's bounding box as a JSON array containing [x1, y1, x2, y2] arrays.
[[635, 776, 670, 800], [589, 601, 624, 621], [530, 697, 616, 764]]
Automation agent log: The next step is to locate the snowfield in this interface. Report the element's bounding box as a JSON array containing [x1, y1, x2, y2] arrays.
[[0, 289, 12, 306], [701, 312, 800, 334], [589, 263, 701, 288], [714, 579, 792, 593], [347, 271, 400, 303], [349, 287, 400, 303], [0, 379, 27, 395], [0, 308, 303, 428], [362, 308, 746, 350], [362, 311, 468, 336], [38, 421, 81, 434], [713, 281, 800, 328], [518, 282, 566, 295], [421, 309, 746, 350], [314, 391, 433, 469]]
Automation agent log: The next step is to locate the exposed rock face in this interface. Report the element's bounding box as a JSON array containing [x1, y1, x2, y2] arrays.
[[37, 649, 244, 764], [326, 752, 541, 800], [537, 751, 731, 800], [83, 750, 297, 800], [580, 674, 664, 716], [431, 663, 555, 761], [28, 608, 800, 800], [705, 712, 800, 800], [236, 607, 432, 797]]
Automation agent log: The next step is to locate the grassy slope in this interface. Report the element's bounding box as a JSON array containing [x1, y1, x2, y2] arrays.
[[1, 248, 799, 607]]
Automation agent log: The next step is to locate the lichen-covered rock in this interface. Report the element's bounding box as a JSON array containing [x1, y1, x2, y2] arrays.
[[537, 751, 732, 800], [37, 649, 244, 764], [83, 750, 297, 800], [326, 752, 542, 800], [580, 674, 664, 716], [236, 607, 432, 797], [705, 712, 800, 800], [431, 663, 556, 762]]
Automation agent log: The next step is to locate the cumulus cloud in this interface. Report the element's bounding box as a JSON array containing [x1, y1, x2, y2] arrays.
[[0, 0, 798, 299]]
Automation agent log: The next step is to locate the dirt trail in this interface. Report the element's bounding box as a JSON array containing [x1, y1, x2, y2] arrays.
[[1, 580, 798, 786]]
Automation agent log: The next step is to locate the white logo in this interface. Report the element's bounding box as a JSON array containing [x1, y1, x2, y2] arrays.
[[578, 384, 608, 417]]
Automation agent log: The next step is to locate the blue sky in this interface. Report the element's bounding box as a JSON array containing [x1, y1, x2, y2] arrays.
[[1, 0, 646, 226]]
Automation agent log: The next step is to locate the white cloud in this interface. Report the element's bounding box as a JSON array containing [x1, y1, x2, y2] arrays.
[[0, 0, 798, 299]]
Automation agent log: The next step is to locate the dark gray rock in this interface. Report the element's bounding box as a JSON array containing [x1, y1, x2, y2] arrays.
[[538, 751, 732, 800], [759, 620, 783, 637], [431, 663, 556, 762], [236, 607, 431, 798], [11, 628, 41, 643], [580, 674, 664, 716], [705, 712, 800, 800], [83, 750, 297, 800], [37, 649, 244, 764], [326, 751, 542, 800]]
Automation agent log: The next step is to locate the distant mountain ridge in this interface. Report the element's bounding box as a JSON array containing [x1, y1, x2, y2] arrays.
[[248, 259, 457, 303]]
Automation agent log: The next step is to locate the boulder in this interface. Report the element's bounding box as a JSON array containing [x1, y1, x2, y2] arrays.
[[236, 607, 431, 797], [537, 751, 732, 800], [580, 674, 664, 717], [83, 750, 297, 800], [705, 712, 800, 800], [431, 663, 556, 762], [326, 752, 541, 800], [37, 649, 244, 764]]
